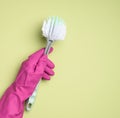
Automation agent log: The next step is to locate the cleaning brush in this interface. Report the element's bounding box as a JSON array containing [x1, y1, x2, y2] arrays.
[[26, 16, 66, 111]]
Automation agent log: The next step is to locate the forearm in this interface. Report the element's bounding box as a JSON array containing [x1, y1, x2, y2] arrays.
[[0, 83, 24, 118]]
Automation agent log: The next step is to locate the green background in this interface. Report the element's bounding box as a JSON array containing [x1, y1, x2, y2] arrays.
[[0, 0, 120, 118]]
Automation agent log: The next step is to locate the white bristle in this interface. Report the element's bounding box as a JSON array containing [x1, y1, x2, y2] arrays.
[[42, 16, 66, 41]]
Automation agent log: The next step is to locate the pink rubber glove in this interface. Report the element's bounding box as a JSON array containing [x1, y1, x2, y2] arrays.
[[0, 47, 55, 118]]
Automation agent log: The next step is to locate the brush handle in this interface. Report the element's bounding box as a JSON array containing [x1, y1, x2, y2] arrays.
[[25, 40, 53, 111], [44, 40, 53, 54]]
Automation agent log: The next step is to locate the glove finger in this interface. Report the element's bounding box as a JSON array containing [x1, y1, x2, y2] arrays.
[[47, 47, 54, 54], [35, 55, 47, 73], [47, 59, 55, 69], [28, 48, 45, 65], [36, 47, 54, 68], [28, 47, 53, 65], [42, 72, 50, 80], [45, 66, 55, 76]]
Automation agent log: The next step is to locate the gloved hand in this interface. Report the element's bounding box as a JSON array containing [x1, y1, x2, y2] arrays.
[[0, 47, 55, 118]]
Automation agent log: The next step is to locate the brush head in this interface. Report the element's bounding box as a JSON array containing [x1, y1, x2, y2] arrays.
[[42, 16, 66, 41]]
